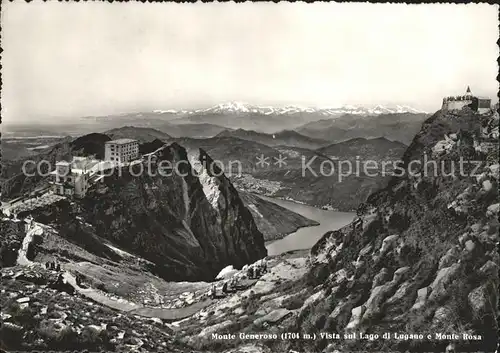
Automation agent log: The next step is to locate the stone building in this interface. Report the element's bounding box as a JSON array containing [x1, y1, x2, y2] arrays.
[[104, 138, 139, 163], [49, 157, 100, 198], [442, 86, 491, 114]]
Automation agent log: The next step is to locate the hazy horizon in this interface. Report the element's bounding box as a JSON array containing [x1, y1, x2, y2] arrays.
[[1, 2, 498, 123]]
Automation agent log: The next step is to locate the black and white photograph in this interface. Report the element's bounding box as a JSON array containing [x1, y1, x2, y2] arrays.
[[0, 2, 498, 353]]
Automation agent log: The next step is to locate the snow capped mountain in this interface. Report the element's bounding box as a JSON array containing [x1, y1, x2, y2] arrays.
[[152, 101, 426, 117]]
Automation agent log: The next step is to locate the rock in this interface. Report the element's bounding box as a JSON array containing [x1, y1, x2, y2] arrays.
[[301, 290, 325, 310], [87, 324, 106, 332], [445, 343, 456, 353], [477, 231, 491, 243], [324, 346, 342, 353], [254, 306, 273, 317], [216, 265, 238, 280], [458, 232, 469, 246], [438, 247, 460, 269], [470, 224, 481, 233], [329, 299, 349, 321], [223, 344, 272, 353], [428, 264, 461, 302], [332, 268, 348, 284], [392, 266, 410, 283], [362, 282, 395, 320], [148, 317, 162, 325], [468, 284, 496, 319], [3, 322, 23, 331], [354, 260, 365, 270], [386, 281, 413, 305], [432, 306, 453, 326], [488, 164, 499, 179], [1, 313, 12, 321], [464, 240, 475, 252], [379, 234, 399, 255], [253, 309, 292, 327], [16, 297, 30, 304], [345, 305, 365, 330], [482, 180, 493, 192], [233, 307, 245, 315], [411, 287, 431, 310], [486, 203, 499, 217], [358, 244, 373, 258], [478, 260, 499, 277], [372, 268, 390, 288]]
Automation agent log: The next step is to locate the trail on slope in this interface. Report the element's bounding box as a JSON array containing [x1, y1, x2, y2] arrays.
[[14, 218, 213, 321], [16, 221, 43, 267], [62, 271, 213, 321]]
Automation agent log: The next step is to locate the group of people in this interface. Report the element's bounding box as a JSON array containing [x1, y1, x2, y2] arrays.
[[45, 260, 61, 272], [48, 272, 75, 295], [210, 277, 238, 299], [443, 95, 473, 102], [351, 217, 363, 230], [246, 260, 268, 279], [209, 260, 269, 300]]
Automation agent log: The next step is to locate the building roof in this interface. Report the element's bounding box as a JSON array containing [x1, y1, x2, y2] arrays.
[[105, 138, 138, 145], [72, 159, 99, 171]]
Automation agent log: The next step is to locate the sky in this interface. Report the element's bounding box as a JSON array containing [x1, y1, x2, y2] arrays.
[[1, 2, 498, 123]]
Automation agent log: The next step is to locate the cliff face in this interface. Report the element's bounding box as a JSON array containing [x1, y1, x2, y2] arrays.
[[32, 143, 267, 282], [286, 108, 499, 352], [238, 191, 319, 242]]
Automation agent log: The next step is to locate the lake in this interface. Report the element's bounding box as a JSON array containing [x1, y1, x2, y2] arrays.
[[258, 195, 355, 256]]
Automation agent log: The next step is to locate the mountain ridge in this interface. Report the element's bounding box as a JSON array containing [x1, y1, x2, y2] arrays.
[[215, 128, 330, 149], [152, 101, 427, 117]]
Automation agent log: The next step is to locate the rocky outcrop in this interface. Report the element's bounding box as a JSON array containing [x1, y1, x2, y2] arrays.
[[238, 192, 318, 242], [0, 221, 25, 268]]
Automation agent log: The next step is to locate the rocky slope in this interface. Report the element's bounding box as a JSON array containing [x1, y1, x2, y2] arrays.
[[282, 107, 499, 352], [0, 272, 192, 352]]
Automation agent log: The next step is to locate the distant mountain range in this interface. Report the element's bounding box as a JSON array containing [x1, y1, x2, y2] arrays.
[[297, 112, 430, 145], [317, 137, 407, 161], [5, 101, 429, 141], [105, 126, 173, 143], [154, 101, 427, 117], [215, 128, 330, 150], [162, 102, 429, 135]]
